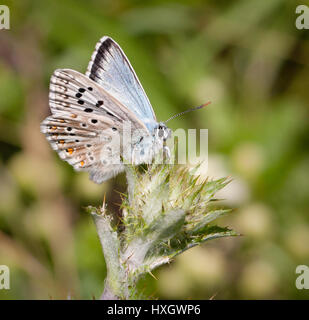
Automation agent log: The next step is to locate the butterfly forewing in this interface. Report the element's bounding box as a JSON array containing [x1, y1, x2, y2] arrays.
[[86, 37, 157, 131]]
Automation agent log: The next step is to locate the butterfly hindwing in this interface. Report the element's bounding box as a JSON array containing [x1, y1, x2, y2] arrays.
[[41, 69, 149, 183], [86, 37, 157, 131]]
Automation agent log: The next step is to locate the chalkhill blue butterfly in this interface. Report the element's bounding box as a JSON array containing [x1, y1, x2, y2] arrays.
[[41, 36, 171, 183]]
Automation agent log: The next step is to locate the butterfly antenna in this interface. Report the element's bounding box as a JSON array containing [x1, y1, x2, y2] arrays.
[[164, 101, 211, 123]]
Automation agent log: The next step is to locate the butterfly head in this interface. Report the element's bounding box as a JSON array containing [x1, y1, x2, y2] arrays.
[[154, 122, 171, 142]]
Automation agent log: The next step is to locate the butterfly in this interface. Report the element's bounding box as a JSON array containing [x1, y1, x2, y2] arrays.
[[40, 36, 171, 183]]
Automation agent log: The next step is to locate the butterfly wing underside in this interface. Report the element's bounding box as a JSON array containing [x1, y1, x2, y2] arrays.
[[86, 36, 157, 132], [41, 69, 148, 183]]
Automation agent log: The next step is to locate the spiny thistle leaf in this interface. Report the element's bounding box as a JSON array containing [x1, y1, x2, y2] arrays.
[[91, 160, 238, 300]]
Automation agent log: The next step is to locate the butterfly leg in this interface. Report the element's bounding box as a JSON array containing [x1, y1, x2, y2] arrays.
[[163, 145, 170, 163]]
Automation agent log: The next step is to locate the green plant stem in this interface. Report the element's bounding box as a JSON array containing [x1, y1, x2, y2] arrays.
[[91, 210, 126, 299]]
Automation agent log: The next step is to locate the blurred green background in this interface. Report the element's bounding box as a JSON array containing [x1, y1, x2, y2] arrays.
[[0, 0, 308, 299]]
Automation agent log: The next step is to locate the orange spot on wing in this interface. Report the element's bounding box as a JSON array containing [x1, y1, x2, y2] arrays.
[[71, 114, 77, 118], [80, 160, 85, 166], [60, 119, 65, 123], [66, 148, 74, 155], [59, 140, 64, 145], [51, 126, 57, 130]]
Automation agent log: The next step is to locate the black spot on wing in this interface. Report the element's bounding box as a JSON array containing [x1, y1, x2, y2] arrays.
[[96, 100, 104, 107]]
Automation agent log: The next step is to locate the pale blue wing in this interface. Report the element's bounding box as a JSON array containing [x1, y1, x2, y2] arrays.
[[86, 36, 157, 132]]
